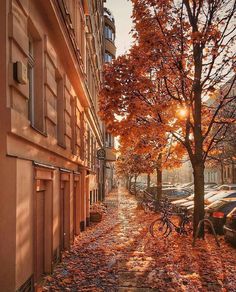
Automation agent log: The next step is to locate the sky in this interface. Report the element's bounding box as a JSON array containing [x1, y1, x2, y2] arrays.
[[105, 0, 133, 56]]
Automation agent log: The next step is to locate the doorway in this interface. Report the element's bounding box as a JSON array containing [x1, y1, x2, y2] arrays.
[[35, 190, 45, 282], [60, 172, 70, 252], [34, 175, 53, 287]]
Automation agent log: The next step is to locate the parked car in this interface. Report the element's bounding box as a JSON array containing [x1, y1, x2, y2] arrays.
[[130, 182, 147, 193], [205, 190, 236, 205], [216, 184, 236, 191], [172, 193, 194, 206], [179, 190, 220, 210], [150, 182, 176, 188], [185, 191, 236, 211], [176, 182, 194, 188], [204, 182, 218, 190], [146, 187, 191, 201], [205, 198, 236, 234], [162, 182, 175, 189], [172, 189, 220, 208], [204, 183, 220, 193], [162, 188, 191, 201], [224, 207, 236, 245]]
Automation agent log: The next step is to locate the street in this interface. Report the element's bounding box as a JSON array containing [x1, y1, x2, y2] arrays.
[[42, 189, 236, 292]]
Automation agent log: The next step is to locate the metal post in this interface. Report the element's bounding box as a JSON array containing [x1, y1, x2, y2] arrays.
[[192, 218, 220, 247]]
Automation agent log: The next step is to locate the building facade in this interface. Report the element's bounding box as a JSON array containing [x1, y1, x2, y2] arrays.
[[0, 0, 106, 290], [161, 160, 193, 185], [103, 7, 117, 195], [205, 76, 236, 185]]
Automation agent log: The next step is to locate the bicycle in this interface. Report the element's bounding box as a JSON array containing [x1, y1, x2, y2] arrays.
[[139, 190, 171, 213], [149, 207, 192, 238], [139, 190, 156, 212]]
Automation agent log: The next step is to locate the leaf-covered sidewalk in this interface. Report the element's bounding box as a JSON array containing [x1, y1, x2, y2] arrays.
[[42, 189, 236, 291]]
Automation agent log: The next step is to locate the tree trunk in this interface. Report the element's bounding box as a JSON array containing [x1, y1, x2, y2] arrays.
[[193, 161, 205, 237], [155, 154, 162, 201], [125, 176, 129, 189], [156, 167, 162, 201], [134, 174, 137, 195], [128, 176, 132, 191], [220, 161, 224, 185], [231, 160, 235, 184], [147, 174, 151, 188]]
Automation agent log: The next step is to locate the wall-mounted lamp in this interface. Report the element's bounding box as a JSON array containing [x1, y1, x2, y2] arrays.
[[13, 61, 27, 84]]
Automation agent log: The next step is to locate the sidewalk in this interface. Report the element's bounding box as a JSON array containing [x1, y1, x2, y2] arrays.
[[42, 188, 236, 292]]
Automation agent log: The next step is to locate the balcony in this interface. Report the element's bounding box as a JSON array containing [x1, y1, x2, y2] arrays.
[[105, 38, 116, 56], [104, 8, 115, 23]]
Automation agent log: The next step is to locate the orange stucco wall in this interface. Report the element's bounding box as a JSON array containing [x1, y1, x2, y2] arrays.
[[15, 159, 34, 289], [0, 158, 17, 292]]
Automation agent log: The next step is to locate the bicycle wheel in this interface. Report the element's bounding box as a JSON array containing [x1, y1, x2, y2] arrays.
[[149, 218, 170, 238]]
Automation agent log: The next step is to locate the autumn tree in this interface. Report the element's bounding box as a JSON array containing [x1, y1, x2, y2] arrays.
[[100, 54, 186, 200], [100, 0, 236, 235], [116, 142, 156, 194], [118, 123, 186, 198]]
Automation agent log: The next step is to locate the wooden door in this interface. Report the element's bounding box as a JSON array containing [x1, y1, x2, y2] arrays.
[[60, 182, 65, 251], [73, 181, 77, 237], [36, 191, 45, 282], [60, 179, 71, 250], [73, 175, 81, 236]]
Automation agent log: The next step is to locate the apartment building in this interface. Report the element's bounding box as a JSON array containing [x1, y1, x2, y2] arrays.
[[0, 0, 105, 290], [103, 7, 117, 195], [205, 76, 236, 185]]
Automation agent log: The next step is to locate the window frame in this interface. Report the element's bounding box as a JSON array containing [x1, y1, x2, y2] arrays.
[[28, 20, 45, 134]]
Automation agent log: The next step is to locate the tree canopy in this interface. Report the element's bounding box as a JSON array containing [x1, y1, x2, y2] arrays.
[[99, 0, 236, 234]]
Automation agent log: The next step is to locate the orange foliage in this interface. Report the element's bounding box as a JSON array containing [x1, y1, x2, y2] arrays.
[[99, 0, 236, 233]]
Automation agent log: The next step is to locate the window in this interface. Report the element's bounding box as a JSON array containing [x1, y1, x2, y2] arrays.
[[71, 96, 76, 154], [90, 191, 93, 205], [90, 135, 93, 168], [75, 2, 85, 60], [93, 139, 96, 171], [87, 129, 90, 166], [80, 112, 85, 160], [104, 52, 113, 63], [56, 73, 65, 147], [28, 38, 35, 123], [104, 25, 115, 42], [28, 22, 44, 132]]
